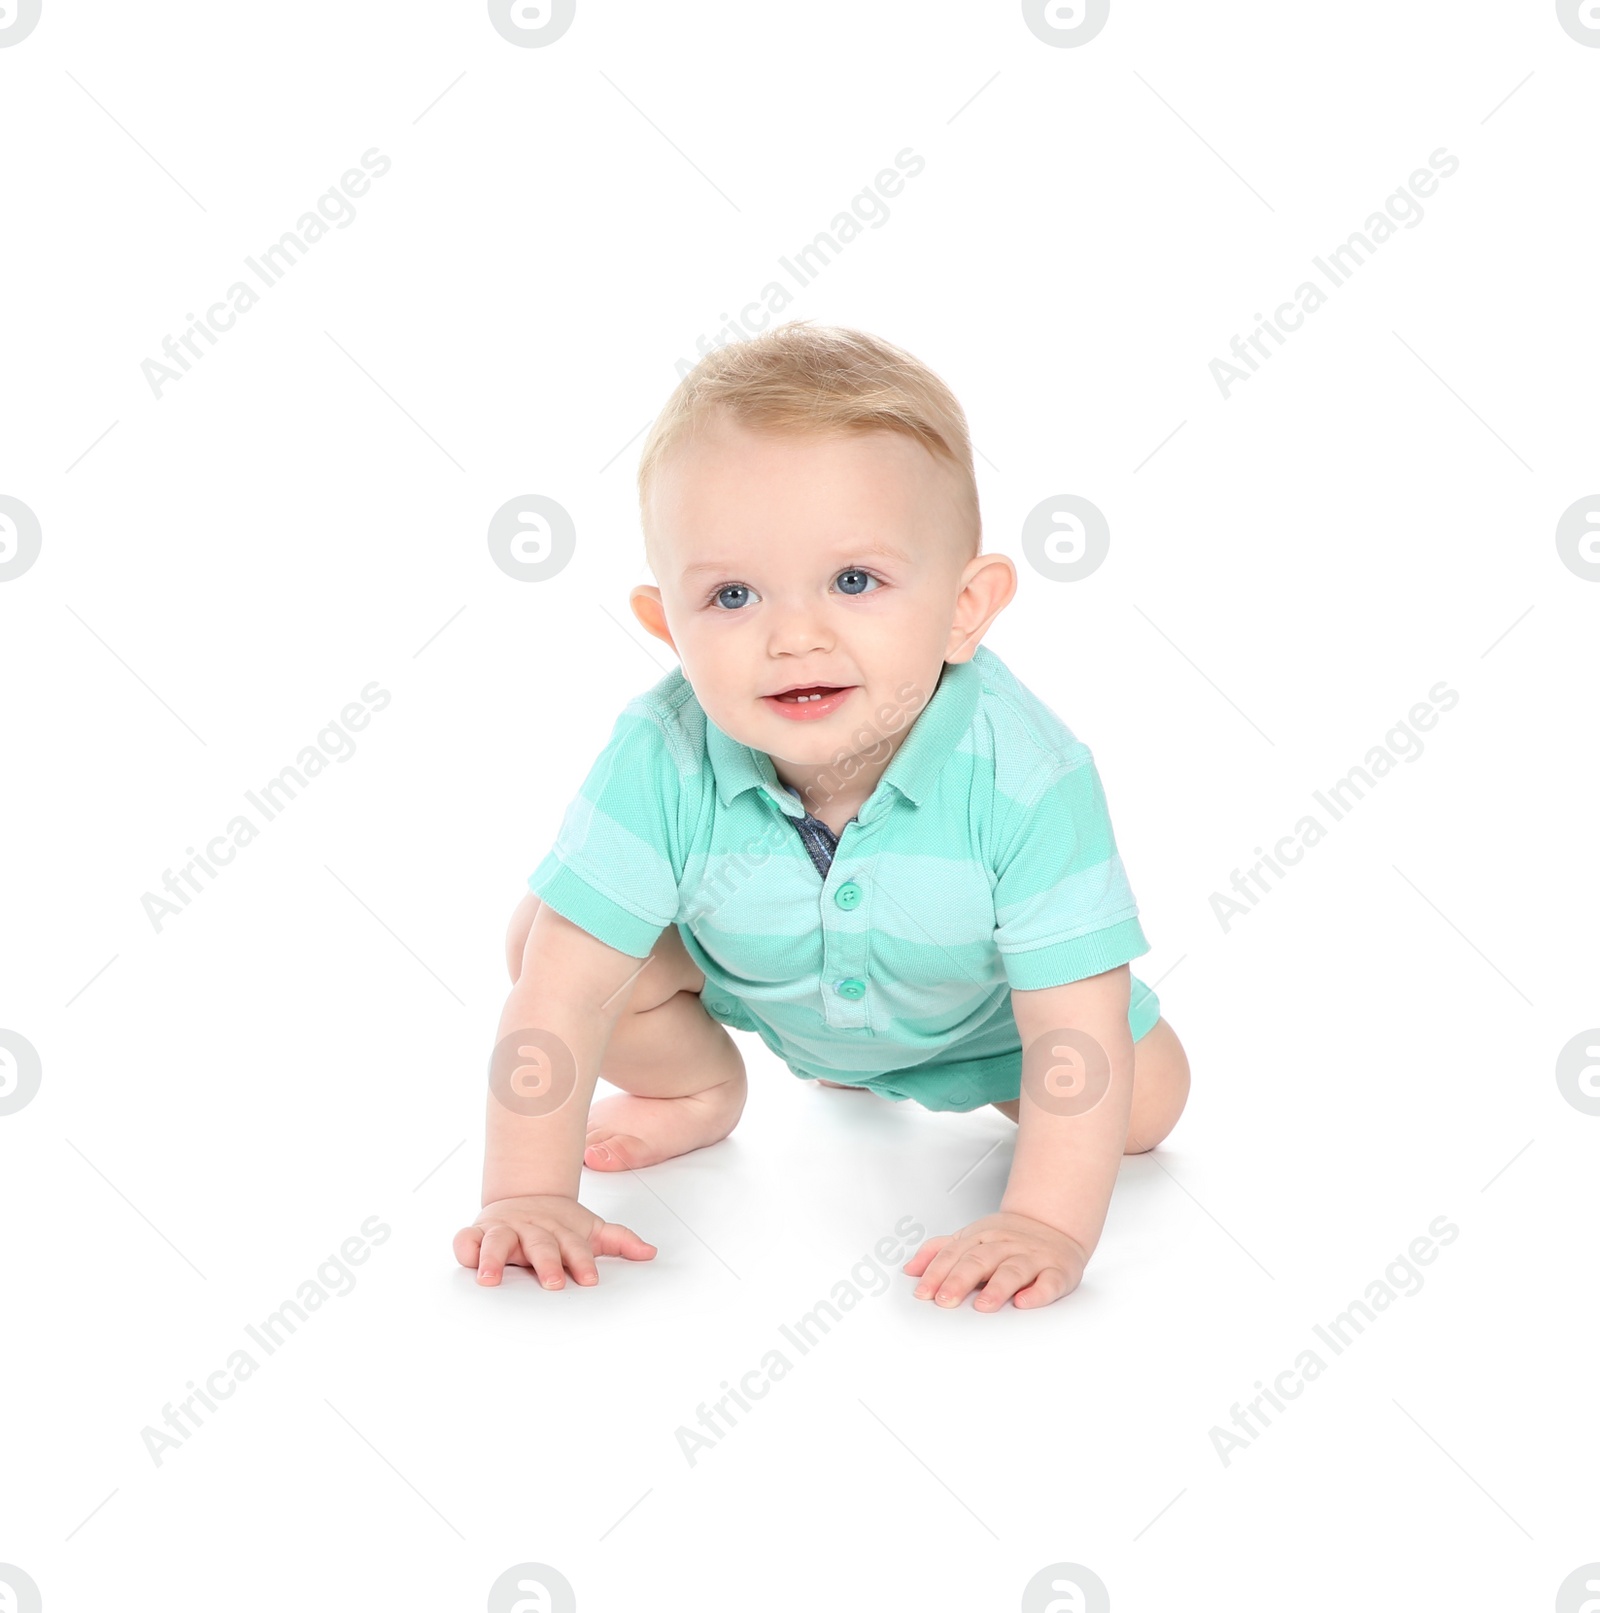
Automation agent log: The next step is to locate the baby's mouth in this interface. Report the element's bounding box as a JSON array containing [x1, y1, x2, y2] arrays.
[[771, 684, 847, 704], [760, 683, 858, 719]]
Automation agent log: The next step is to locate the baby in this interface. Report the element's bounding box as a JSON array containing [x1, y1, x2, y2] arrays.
[[454, 322, 1191, 1313]]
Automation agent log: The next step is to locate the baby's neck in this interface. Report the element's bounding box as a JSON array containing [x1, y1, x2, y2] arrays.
[[772, 750, 892, 835], [768, 662, 940, 827], [795, 792, 861, 839]]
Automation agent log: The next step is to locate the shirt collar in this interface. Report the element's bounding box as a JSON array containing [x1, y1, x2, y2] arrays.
[[704, 652, 984, 819]]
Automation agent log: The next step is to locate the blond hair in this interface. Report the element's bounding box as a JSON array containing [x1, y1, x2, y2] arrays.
[[637, 321, 981, 562]]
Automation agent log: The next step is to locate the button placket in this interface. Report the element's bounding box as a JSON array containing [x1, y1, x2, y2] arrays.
[[820, 823, 872, 1029]]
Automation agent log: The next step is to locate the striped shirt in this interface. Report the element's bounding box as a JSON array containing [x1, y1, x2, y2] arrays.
[[528, 644, 1152, 1086]]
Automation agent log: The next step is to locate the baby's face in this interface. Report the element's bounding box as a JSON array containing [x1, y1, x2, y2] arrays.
[[635, 413, 980, 775]]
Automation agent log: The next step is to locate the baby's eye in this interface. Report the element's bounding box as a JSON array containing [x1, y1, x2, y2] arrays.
[[710, 583, 758, 611], [834, 568, 881, 596]]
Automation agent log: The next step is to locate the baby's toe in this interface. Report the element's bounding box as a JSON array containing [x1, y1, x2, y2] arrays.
[[584, 1133, 643, 1170]]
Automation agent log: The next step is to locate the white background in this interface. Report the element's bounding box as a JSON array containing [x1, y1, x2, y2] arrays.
[[2, 2, 1597, 1609]]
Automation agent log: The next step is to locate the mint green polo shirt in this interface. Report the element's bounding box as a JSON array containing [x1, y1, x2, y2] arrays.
[[528, 643, 1158, 1111]]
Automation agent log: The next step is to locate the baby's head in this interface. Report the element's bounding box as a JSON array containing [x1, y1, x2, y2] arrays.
[[629, 322, 1016, 778]]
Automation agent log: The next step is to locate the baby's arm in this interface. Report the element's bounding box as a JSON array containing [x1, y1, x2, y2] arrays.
[[452, 900, 658, 1288], [904, 965, 1135, 1311], [1000, 966, 1136, 1250]]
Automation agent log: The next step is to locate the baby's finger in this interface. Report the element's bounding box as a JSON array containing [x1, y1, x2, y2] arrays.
[[452, 1225, 485, 1269], [475, 1224, 521, 1285], [519, 1232, 568, 1289], [974, 1256, 1036, 1312], [902, 1236, 951, 1279], [557, 1233, 600, 1286], [592, 1220, 658, 1261], [928, 1246, 1003, 1307], [911, 1240, 965, 1300], [1013, 1264, 1075, 1309]]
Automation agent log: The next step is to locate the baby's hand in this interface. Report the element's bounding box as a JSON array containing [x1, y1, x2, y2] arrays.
[[453, 1195, 657, 1289], [903, 1212, 1088, 1312]]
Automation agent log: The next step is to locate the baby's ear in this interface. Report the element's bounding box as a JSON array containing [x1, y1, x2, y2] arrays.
[[947, 552, 1017, 659], [629, 585, 676, 650]]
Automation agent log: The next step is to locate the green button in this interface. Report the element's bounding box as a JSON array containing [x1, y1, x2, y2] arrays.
[[834, 881, 861, 910], [835, 978, 866, 1000]]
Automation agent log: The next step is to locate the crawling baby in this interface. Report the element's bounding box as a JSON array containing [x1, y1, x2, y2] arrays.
[[454, 321, 1190, 1313]]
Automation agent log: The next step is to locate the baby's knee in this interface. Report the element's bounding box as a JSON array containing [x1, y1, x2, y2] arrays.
[[505, 890, 542, 983], [1126, 1020, 1191, 1152]]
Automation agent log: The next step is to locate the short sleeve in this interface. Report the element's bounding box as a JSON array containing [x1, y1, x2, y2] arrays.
[[991, 752, 1150, 991], [527, 706, 684, 958]]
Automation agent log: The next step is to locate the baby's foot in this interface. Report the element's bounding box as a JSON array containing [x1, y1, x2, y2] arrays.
[[817, 1078, 871, 1091], [584, 1082, 744, 1171]]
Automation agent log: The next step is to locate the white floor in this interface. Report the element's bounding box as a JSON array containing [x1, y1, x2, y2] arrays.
[[5, 916, 1592, 1608]]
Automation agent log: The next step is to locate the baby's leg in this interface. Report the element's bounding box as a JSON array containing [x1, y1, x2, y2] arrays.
[[507, 894, 747, 1170], [990, 1015, 1191, 1153]]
